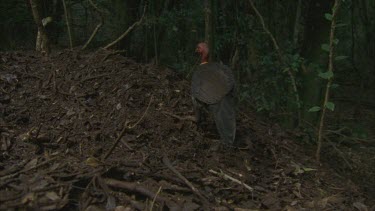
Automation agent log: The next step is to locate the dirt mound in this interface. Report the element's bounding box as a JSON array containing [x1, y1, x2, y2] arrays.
[[0, 50, 371, 210]]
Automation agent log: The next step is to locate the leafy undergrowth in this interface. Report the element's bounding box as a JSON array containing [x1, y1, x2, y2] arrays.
[[0, 50, 373, 210]]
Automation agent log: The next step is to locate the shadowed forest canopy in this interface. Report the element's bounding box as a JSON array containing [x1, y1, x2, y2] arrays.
[[0, 0, 374, 210]]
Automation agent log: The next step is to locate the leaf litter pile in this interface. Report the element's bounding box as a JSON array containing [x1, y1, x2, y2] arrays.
[[0, 50, 372, 210]]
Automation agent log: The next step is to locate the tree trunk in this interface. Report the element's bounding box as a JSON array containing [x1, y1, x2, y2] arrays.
[[30, 0, 50, 55], [292, 0, 303, 50], [62, 0, 73, 49]]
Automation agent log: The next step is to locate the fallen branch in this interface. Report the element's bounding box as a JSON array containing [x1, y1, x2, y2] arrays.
[[103, 5, 147, 49], [323, 136, 353, 170], [81, 73, 112, 83], [150, 186, 162, 211], [0, 156, 59, 186], [120, 139, 134, 151], [0, 159, 28, 177], [163, 156, 209, 207], [209, 169, 253, 192], [102, 95, 153, 160], [101, 50, 127, 62], [162, 111, 196, 122], [104, 178, 168, 204], [324, 127, 375, 145]]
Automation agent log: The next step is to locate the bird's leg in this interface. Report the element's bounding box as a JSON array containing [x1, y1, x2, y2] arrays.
[[192, 97, 203, 126]]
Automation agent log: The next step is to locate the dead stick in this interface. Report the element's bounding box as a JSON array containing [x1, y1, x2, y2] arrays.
[[101, 50, 127, 62], [163, 156, 209, 207], [62, 0, 73, 49], [0, 156, 59, 182], [120, 139, 134, 151], [150, 186, 162, 211], [82, 0, 104, 50], [249, 0, 301, 125], [81, 73, 111, 83], [323, 136, 353, 170], [103, 5, 146, 49], [105, 178, 168, 203], [209, 169, 253, 192], [162, 111, 196, 122], [102, 95, 153, 160], [248, 0, 282, 62]]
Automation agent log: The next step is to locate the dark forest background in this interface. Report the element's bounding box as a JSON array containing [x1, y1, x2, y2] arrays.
[[1, 0, 374, 195]]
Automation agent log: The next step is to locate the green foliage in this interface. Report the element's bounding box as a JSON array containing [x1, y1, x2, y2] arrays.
[[325, 102, 335, 111], [330, 83, 339, 89], [287, 53, 304, 72], [318, 70, 334, 79], [241, 53, 291, 113], [324, 13, 333, 21], [308, 106, 321, 112], [334, 56, 348, 61], [335, 23, 348, 28], [321, 44, 330, 52]]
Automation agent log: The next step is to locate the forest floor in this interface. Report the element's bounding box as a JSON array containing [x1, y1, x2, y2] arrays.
[[0, 50, 373, 210]]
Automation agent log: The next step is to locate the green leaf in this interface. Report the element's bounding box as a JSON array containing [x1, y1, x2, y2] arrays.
[[282, 67, 290, 73], [308, 106, 321, 112], [318, 70, 334, 79], [335, 56, 348, 61], [335, 23, 348, 28], [333, 39, 339, 45], [326, 102, 335, 111], [321, 44, 330, 52], [331, 83, 339, 89], [325, 13, 333, 21]]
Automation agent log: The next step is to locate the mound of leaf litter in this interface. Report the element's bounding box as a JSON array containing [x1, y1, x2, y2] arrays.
[[0, 50, 372, 210]]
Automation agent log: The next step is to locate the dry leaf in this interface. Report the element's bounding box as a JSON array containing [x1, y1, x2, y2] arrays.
[[24, 158, 38, 170], [85, 157, 102, 167], [22, 192, 35, 204], [353, 202, 368, 211]]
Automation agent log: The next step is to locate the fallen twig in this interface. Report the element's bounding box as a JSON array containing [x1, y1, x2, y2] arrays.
[[162, 155, 209, 207], [150, 186, 162, 211], [0, 159, 28, 177], [209, 169, 253, 192], [81, 73, 112, 83], [323, 136, 353, 169], [120, 139, 134, 151], [0, 156, 59, 186], [162, 111, 196, 122], [101, 50, 127, 62], [104, 178, 168, 204], [102, 95, 153, 160]]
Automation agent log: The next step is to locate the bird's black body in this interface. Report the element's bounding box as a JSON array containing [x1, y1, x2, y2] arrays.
[[191, 62, 236, 145], [191, 62, 235, 104]]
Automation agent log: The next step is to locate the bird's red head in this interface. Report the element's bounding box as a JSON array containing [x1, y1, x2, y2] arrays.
[[196, 42, 209, 64]]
